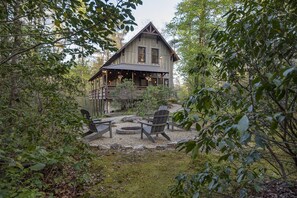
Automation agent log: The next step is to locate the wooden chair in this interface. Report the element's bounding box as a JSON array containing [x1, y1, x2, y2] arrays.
[[80, 109, 101, 123], [146, 105, 168, 122], [158, 105, 168, 110], [139, 109, 170, 143], [80, 109, 112, 141]]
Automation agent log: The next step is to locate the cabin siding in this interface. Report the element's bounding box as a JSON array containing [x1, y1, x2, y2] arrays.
[[112, 35, 174, 87]]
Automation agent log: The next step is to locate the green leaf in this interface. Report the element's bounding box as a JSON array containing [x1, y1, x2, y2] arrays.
[[283, 67, 295, 76], [237, 173, 244, 183], [255, 86, 264, 101], [130, 4, 136, 9], [30, 163, 46, 171], [248, 105, 253, 112], [239, 188, 247, 198], [185, 140, 196, 154], [15, 161, 24, 169], [54, 20, 61, 27], [125, 25, 130, 32], [193, 192, 200, 198], [255, 134, 266, 148], [218, 154, 230, 162], [192, 144, 199, 159], [196, 123, 201, 131], [237, 115, 249, 132], [240, 132, 250, 144]]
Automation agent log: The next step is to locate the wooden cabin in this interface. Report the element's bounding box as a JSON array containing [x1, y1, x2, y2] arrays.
[[89, 22, 179, 114]]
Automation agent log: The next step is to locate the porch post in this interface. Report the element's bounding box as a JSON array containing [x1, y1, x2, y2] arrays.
[[97, 79, 100, 115], [106, 70, 108, 86], [105, 72, 107, 114], [91, 81, 95, 115], [98, 77, 101, 115], [94, 79, 98, 116]]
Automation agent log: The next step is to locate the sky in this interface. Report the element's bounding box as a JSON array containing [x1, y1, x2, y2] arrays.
[[124, 0, 182, 41]]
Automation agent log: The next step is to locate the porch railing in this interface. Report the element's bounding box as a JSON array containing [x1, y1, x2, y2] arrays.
[[89, 86, 148, 100]]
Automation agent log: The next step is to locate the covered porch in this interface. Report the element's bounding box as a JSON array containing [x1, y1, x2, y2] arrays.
[[89, 64, 169, 114]]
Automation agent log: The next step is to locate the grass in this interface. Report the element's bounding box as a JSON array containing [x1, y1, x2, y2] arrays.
[[85, 149, 199, 198], [82, 147, 297, 198]]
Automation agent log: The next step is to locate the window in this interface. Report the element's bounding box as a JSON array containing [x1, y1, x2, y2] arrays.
[[152, 78, 157, 86], [151, 48, 159, 64], [140, 78, 148, 86], [138, 47, 146, 63]]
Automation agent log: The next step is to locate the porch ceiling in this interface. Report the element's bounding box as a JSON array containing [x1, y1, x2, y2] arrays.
[[103, 64, 168, 73], [89, 64, 168, 81]]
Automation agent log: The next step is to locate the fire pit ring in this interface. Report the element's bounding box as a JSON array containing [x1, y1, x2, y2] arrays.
[[116, 126, 141, 134]]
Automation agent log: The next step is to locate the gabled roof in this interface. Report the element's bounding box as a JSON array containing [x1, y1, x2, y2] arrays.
[[89, 22, 179, 81], [103, 22, 179, 66]]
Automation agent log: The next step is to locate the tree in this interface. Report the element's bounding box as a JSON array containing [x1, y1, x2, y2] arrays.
[[135, 85, 173, 116], [166, 0, 236, 93], [171, 0, 297, 197], [0, 0, 141, 196], [111, 79, 137, 110]]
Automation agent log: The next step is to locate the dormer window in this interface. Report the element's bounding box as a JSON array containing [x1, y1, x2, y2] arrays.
[[138, 46, 146, 63], [151, 48, 159, 64]]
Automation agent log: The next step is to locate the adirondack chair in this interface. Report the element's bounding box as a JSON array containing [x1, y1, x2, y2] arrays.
[[146, 105, 168, 122], [80, 109, 101, 123], [158, 105, 168, 110], [80, 109, 112, 141], [139, 109, 170, 143]]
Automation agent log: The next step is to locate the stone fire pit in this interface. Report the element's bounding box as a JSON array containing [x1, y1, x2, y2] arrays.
[[116, 126, 141, 134]]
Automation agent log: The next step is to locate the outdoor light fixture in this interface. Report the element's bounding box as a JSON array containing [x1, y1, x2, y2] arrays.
[[118, 74, 123, 79], [145, 76, 152, 81]]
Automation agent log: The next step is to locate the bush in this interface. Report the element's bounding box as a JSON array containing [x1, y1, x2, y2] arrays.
[[135, 85, 173, 116], [172, 0, 297, 197], [111, 79, 137, 110]]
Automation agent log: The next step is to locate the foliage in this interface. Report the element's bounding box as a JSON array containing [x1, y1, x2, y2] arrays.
[[111, 79, 137, 110], [0, 0, 142, 64], [0, 51, 93, 196], [171, 0, 297, 197], [166, 0, 236, 92], [0, 0, 141, 196], [135, 85, 173, 116], [68, 63, 93, 94]]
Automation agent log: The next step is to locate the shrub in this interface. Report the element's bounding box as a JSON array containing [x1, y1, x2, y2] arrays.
[[135, 85, 173, 116], [111, 79, 137, 110]]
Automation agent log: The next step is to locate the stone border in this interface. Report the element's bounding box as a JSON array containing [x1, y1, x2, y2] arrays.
[[116, 126, 141, 134], [92, 141, 180, 151]]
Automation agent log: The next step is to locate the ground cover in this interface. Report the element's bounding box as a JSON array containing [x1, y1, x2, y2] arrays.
[[83, 149, 199, 198], [80, 147, 297, 198]]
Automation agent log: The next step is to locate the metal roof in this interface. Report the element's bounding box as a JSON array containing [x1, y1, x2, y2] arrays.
[[89, 64, 168, 81], [103, 64, 168, 73]]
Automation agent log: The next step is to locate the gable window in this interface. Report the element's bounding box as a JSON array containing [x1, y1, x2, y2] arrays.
[[151, 48, 159, 64], [138, 47, 146, 63]]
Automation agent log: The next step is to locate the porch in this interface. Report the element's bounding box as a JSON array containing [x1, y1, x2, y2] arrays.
[[89, 64, 169, 114]]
